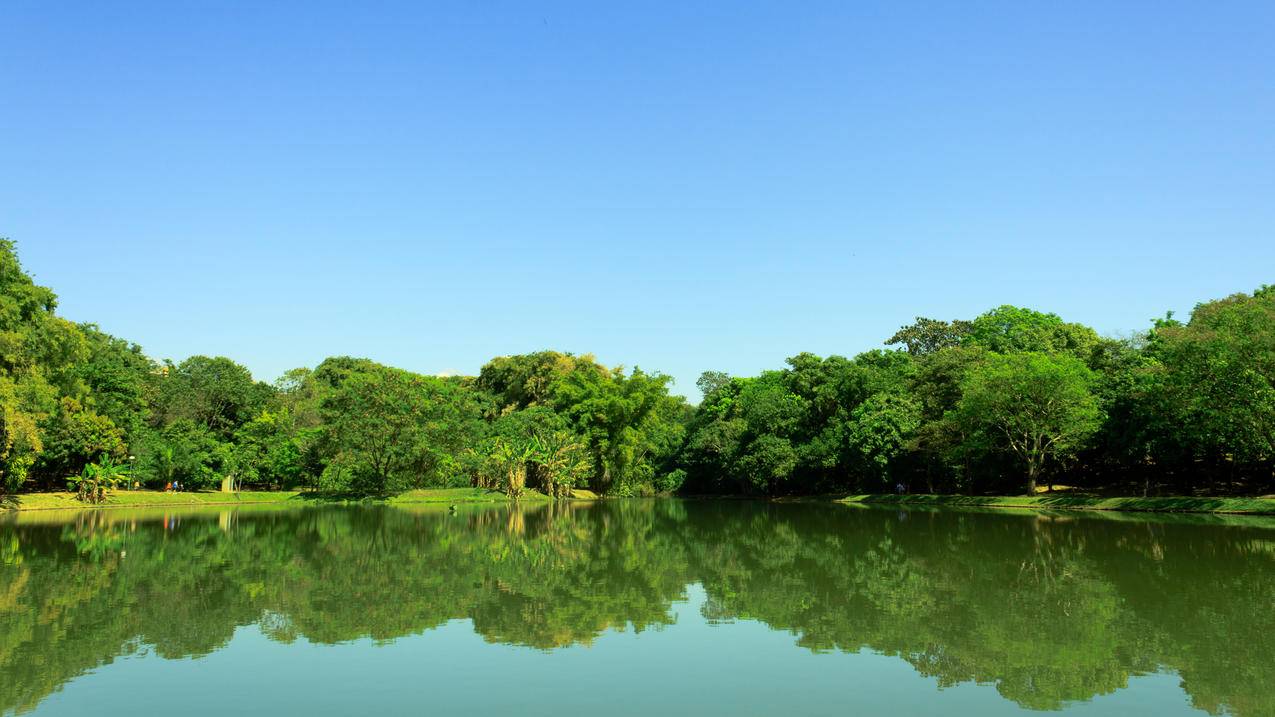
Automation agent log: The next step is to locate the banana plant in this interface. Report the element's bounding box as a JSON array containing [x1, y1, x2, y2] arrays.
[[491, 439, 533, 499], [68, 456, 129, 504]]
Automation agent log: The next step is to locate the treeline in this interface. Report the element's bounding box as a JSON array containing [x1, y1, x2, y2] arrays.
[[680, 294, 1275, 496], [1, 238, 1272, 497], [0, 240, 687, 497]]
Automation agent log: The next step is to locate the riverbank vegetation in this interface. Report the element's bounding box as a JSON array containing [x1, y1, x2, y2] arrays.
[[679, 297, 1275, 497], [838, 493, 1275, 515], [1, 238, 1272, 500], [3, 487, 539, 512]]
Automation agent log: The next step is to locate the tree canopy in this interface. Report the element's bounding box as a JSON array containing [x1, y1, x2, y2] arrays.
[[1, 237, 1271, 498]]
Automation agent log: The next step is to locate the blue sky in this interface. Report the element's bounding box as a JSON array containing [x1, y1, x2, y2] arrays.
[[3, 2, 1273, 398]]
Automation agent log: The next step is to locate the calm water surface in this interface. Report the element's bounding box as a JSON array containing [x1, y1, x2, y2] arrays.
[[2, 500, 1272, 716]]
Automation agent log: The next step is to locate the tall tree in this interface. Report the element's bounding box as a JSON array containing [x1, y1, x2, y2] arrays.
[[885, 317, 973, 355], [1144, 287, 1275, 487], [155, 356, 271, 439], [319, 361, 483, 494], [966, 305, 1098, 358], [948, 352, 1103, 494]]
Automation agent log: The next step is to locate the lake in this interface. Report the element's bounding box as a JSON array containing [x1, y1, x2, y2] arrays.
[[2, 500, 1272, 716]]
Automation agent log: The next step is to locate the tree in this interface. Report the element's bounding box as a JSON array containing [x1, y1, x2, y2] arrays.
[[73, 325, 155, 443], [0, 238, 73, 492], [477, 351, 607, 415], [67, 455, 129, 503], [0, 378, 41, 495], [155, 356, 271, 439], [550, 364, 682, 494], [846, 393, 921, 490], [135, 420, 227, 490], [233, 409, 313, 490], [34, 397, 126, 483], [949, 353, 1103, 494], [904, 346, 987, 492], [527, 430, 591, 498], [885, 317, 972, 355], [319, 362, 483, 494], [695, 370, 732, 399], [735, 434, 798, 494], [966, 305, 1098, 358], [1142, 287, 1275, 488]]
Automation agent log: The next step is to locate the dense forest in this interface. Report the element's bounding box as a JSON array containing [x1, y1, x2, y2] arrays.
[[1, 238, 1272, 498]]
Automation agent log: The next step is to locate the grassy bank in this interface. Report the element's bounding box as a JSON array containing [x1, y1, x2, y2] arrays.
[[838, 493, 1275, 515], [2, 487, 543, 512]]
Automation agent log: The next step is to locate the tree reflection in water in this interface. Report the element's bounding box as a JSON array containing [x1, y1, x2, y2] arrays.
[[1, 501, 1272, 715]]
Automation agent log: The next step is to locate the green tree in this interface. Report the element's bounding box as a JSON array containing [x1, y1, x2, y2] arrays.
[[885, 317, 973, 355], [34, 397, 126, 482], [73, 325, 155, 443], [0, 378, 42, 495], [67, 455, 129, 503], [477, 351, 607, 415], [319, 361, 482, 494], [135, 420, 228, 490], [155, 356, 271, 440], [735, 434, 798, 494], [0, 238, 81, 493], [949, 353, 1103, 494], [846, 393, 921, 490], [966, 305, 1098, 358], [550, 364, 682, 494], [1137, 287, 1275, 490], [233, 409, 313, 490]]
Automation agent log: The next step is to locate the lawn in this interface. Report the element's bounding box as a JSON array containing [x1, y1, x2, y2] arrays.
[[3, 487, 545, 512], [837, 493, 1275, 515]]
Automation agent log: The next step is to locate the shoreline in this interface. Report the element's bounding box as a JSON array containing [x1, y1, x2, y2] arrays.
[[6, 489, 1275, 516], [836, 493, 1275, 515], [1, 487, 546, 512]]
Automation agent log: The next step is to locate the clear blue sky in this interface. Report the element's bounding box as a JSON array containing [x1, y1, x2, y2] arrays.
[[3, 2, 1273, 398]]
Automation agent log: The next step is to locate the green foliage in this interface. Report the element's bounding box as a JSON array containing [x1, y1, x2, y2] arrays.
[[526, 430, 591, 497], [679, 351, 921, 495], [679, 288, 1275, 497], [318, 359, 484, 494], [885, 317, 972, 355], [0, 236, 1271, 498], [136, 420, 228, 490], [1144, 289, 1275, 476], [965, 305, 1099, 357], [736, 434, 798, 493], [846, 393, 921, 489], [655, 467, 687, 493], [232, 409, 316, 490], [72, 325, 155, 441], [156, 356, 270, 439], [35, 398, 125, 480], [947, 353, 1103, 493], [65, 456, 129, 503], [477, 351, 606, 415], [0, 382, 41, 495]]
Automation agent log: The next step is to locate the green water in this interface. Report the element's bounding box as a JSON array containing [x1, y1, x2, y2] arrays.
[[2, 500, 1272, 716]]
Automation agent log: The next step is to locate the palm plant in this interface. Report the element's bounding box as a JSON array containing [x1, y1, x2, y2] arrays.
[[528, 431, 590, 498], [491, 439, 532, 499], [69, 456, 129, 504]]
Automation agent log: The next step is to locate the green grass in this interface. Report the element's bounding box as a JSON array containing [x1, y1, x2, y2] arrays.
[[4, 490, 301, 511], [382, 488, 548, 504], [837, 493, 1275, 515], [2, 487, 544, 512]]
